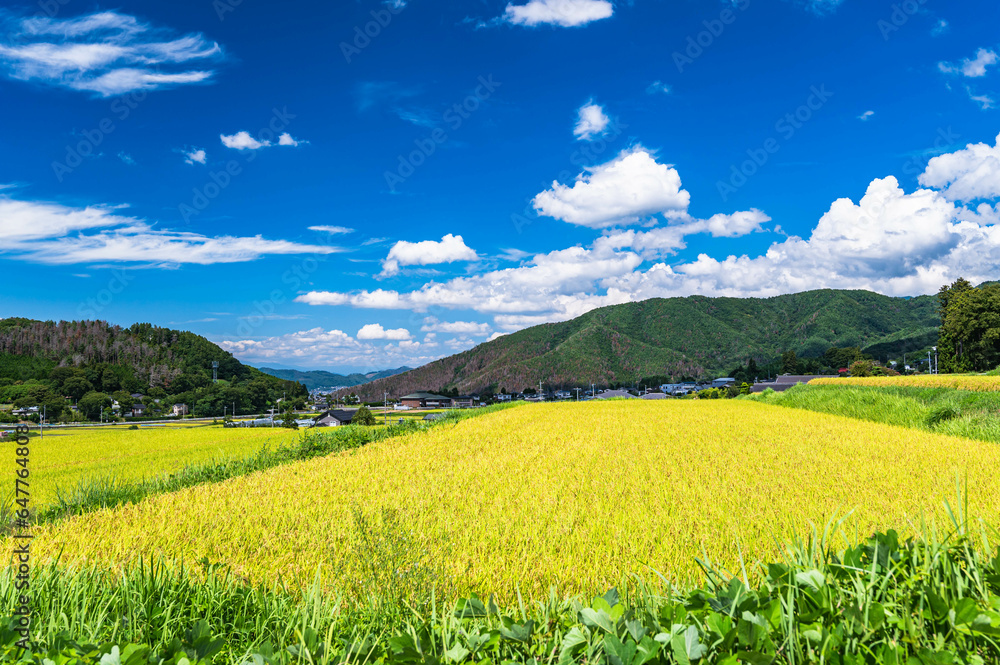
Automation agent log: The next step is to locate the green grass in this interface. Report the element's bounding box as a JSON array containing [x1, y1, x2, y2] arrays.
[[3, 512, 999, 664], [747, 384, 1000, 442]]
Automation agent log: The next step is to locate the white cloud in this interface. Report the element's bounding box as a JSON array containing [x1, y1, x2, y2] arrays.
[[503, 0, 613, 27], [117, 152, 135, 165], [380, 233, 478, 276], [797, 0, 845, 15], [533, 147, 691, 228], [0, 10, 222, 96], [421, 317, 492, 335], [646, 81, 671, 95], [220, 131, 269, 150], [858, 110, 875, 121], [939, 48, 998, 78], [920, 133, 1000, 202], [0, 195, 341, 265], [967, 89, 996, 111], [219, 327, 446, 369], [308, 225, 355, 235], [932, 20, 949, 36], [573, 102, 609, 141], [220, 130, 304, 150], [357, 323, 412, 340], [182, 148, 206, 165]]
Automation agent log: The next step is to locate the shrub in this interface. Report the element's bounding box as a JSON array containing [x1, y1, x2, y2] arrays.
[[353, 405, 377, 426]]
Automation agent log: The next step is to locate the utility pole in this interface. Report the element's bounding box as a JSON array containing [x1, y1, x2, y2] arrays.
[[591, 382, 595, 398], [40, 406, 45, 440], [384, 390, 389, 426], [574, 388, 581, 401]]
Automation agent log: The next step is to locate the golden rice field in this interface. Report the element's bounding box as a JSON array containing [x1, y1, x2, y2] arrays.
[[25, 425, 299, 506], [811, 374, 1000, 391], [19, 401, 1000, 601]]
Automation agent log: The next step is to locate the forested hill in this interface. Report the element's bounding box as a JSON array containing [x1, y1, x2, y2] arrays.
[[342, 289, 940, 400], [0, 318, 306, 421], [257, 366, 412, 391]]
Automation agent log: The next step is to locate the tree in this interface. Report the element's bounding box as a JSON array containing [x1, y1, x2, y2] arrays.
[[281, 408, 298, 429], [79, 391, 112, 421], [353, 405, 377, 426], [781, 350, 801, 375], [62, 377, 94, 400], [849, 359, 875, 377], [939, 282, 1000, 372]]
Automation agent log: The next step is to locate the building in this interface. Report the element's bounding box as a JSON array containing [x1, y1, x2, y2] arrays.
[[313, 409, 356, 427], [593, 389, 637, 400], [752, 375, 829, 393], [452, 395, 476, 408], [130, 403, 147, 416], [172, 404, 189, 416], [400, 392, 453, 409], [641, 392, 669, 400], [711, 378, 737, 388]]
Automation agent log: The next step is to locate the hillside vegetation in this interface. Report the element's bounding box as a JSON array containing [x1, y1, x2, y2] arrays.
[[344, 288, 938, 399], [0, 318, 306, 420]]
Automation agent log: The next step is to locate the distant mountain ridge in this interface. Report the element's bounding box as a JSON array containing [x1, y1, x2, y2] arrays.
[[339, 289, 940, 401], [257, 366, 412, 390]]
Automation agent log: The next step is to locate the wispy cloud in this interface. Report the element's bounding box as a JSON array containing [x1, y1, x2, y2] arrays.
[[0, 10, 223, 96], [309, 226, 355, 235], [117, 151, 135, 165], [502, 0, 614, 27], [646, 81, 671, 95], [0, 194, 343, 265], [939, 48, 998, 78], [858, 110, 875, 121]]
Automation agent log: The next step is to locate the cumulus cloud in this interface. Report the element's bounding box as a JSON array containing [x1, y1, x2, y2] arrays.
[[380, 233, 478, 276], [533, 147, 691, 228], [920, 133, 1000, 202], [0, 10, 222, 96], [503, 0, 613, 27], [0, 194, 341, 265], [182, 148, 206, 165], [573, 102, 609, 140], [939, 48, 998, 78], [220, 131, 304, 150], [357, 323, 412, 340], [219, 327, 446, 369]]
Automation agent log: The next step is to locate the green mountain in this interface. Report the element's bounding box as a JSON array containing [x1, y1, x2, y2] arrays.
[[256, 366, 412, 391], [342, 289, 940, 400], [0, 318, 306, 421]]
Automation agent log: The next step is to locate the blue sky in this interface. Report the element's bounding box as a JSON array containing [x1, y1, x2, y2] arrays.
[[2, 0, 1000, 372]]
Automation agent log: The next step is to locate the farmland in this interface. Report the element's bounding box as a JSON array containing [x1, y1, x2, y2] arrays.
[[22, 424, 300, 506], [20, 400, 1000, 602], [810, 374, 1000, 391]]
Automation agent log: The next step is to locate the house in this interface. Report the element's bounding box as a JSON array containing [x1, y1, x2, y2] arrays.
[[593, 389, 637, 400], [400, 392, 453, 409], [130, 393, 144, 399], [131, 403, 147, 416], [495, 393, 512, 402], [12, 406, 39, 417], [751, 375, 829, 393], [172, 403, 189, 416], [711, 378, 737, 389], [641, 392, 669, 400], [313, 409, 356, 427], [452, 395, 476, 408]]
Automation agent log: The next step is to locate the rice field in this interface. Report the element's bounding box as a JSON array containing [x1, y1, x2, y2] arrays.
[[811, 374, 1000, 391], [20, 400, 1000, 601], [23, 425, 300, 506]]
